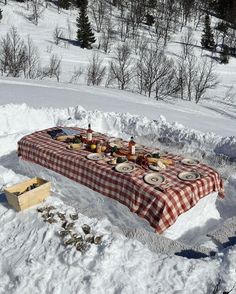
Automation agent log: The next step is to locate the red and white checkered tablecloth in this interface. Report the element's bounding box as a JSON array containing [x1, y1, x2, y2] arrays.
[[17, 127, 224, 233]]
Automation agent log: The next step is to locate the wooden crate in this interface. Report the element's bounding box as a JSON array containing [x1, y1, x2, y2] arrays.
[[4, 177, 51, 211]]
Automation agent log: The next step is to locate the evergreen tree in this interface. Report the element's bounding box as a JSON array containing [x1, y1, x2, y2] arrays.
[[201, 14, 215, 50], [145, 13, 155, 26], [0, 9, 2, 22], [76, 2, 96, 49], [58, 0, 70, 10]]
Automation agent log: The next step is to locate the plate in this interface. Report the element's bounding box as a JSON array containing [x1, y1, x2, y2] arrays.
[[148, 164, 162, 171], [143, 173, 166, 186], [115, 163, 135, 173], [178, 171, 200, 181], [181, 158, 199, 166], [86, 153, 105, 161]]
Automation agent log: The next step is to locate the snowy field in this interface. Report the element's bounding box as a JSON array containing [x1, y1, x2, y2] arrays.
[[0, 79, 236, 293], [0, 1, 236, 293]]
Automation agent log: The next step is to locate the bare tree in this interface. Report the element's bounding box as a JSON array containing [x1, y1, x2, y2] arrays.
[[69, 66, 84, 84], [181, 28, 195, 60], [0, 26, 27, 77], [89, 0, 107, 32], [128, 0, 146, 38], [117, 5, 130, 42], [136, 45, 177, 98], [185, 53, 198, 101], [133, 32, 148, 55], [41, 54, 61, 82], [100, 17, 113, 53], [175, 57, 187, 100], [86, 53, 106, 86], [154, 59, 178, 100], [162, 0, 176, 45], [23, 35, 40, 79], [66, 17, 72, 41], [53, 26, 64, 45], [108, 42, 133, 90], [30, 0, 44, 25], [194, 58, 218, 103]]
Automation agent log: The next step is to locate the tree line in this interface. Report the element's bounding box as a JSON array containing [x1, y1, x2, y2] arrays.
[[0, 25, 217, 103], [2, 0, 236, 102]]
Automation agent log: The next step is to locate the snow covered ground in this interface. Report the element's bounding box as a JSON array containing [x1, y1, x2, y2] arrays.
[[0, 1, 236, 293], [0, 78, 235, 293]]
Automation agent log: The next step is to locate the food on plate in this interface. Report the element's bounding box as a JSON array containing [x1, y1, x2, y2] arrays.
[[146, 157, 159, 164], [68, 143, 82, 150], [56, 135, 75, 142], [161, 158, 173, 165], [157, 160, 166, 170], [116, 156, 127, 163]]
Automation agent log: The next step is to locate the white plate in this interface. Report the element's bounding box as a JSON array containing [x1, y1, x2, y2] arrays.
[[143, 173, 166, 186], [181, 158, 199, 166], [86, 153, 105, 161], [148, 164, 161, 171], [115, 163, 135, 173], [178, 171, 200, 181]]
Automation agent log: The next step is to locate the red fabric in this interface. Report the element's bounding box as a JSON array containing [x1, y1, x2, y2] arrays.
[[17, 127, 224, 233]]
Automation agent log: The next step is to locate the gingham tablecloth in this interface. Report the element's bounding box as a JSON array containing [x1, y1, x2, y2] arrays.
[[17, 127, 224, 233]]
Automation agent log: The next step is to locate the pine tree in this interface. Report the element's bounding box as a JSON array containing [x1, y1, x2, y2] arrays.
[[76, 2, 96, 49], [58, 0, 70, 10], [201, 14, 215, 50], [0, 9, 3, 22], [145, 13, 155, 26]]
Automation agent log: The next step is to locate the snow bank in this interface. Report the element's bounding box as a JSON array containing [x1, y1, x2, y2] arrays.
[[0, 103, 235, 160], [0, 102, 235, 293]]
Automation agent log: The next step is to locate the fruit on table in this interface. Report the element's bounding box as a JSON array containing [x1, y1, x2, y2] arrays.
[[101, 146, 106, 152], [90, 144, 97, 151]]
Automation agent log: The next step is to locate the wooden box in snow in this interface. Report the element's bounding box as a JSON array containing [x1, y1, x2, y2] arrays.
[[4, 177, 51, 211]]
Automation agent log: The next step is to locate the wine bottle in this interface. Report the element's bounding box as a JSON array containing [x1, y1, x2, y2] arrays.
[[129, 136, 136, 155], [87, 123, 93, 142]]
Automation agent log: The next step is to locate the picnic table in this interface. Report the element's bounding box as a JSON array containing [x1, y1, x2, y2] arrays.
[[17, 127, 224, 233]]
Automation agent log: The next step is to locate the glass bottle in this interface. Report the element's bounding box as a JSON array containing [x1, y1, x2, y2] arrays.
[[87, 123, 93, 142], [129, 136, 136, 155], [96, 140, 102, 153]]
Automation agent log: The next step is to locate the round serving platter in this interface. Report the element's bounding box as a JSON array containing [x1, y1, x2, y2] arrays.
[[86, 153, 105, 161], [178, 171, 200, 181], [114, 162, 135, 173], [181, 158, 199, 166], [143, 172, 166, 186]]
